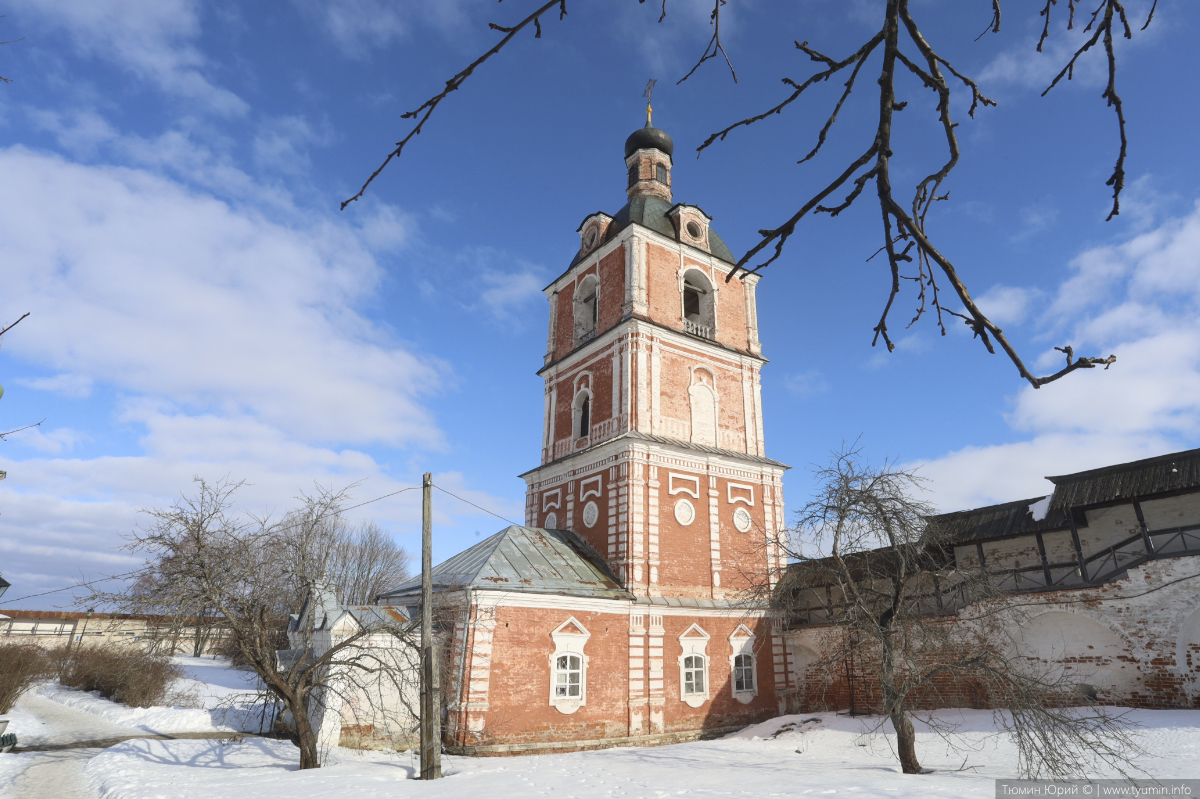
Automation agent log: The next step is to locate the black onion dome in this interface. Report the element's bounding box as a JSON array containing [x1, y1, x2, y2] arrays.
[[624, 124, 674, 159]]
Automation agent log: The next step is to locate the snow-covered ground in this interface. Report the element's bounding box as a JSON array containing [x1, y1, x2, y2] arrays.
[[4, 656, 1200, 799], [30, 655, 268, 736], [81, 709, 1200, 799], [0, 655, 267, 799]]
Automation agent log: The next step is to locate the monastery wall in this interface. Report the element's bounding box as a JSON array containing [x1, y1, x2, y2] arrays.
[[784, 554, 1200, 713]]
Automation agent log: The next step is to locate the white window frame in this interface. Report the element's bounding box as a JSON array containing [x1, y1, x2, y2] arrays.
[[677, 624, 711, 708], [548, 617, 590, 714], [554, 653, 583, 700], [683, 654, 706, 697], [728, 624, 758, 704]]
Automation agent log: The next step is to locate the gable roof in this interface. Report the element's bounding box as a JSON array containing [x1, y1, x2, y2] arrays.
[[927, 447, 1200, 544], [376, 526, 631, 602], [289, 582, 410, 635]]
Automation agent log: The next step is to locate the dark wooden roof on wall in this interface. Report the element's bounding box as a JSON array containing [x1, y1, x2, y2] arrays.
[[927, 447, 1200, 545]]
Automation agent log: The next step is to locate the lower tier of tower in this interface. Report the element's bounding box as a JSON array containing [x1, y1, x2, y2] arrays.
[[521, 433, 789, 600]]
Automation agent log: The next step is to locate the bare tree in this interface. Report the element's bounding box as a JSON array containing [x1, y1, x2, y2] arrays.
[[770, 446, 1140, 777], [341, 1, 1141, 386], [275, 513, 412, 606], [91, 477, 419, 770]]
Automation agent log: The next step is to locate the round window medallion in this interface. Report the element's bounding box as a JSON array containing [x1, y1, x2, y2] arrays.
[[583, 227, 598, 250], [686, 220, 703, 239], [545, 512, 558, 529], [674, 498, 696, 526], [732, 507, 753, 533], [582, 501, 599, 528]]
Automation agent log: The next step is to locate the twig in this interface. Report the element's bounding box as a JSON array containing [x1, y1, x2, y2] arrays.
[[0, 311, 29, 338], [0, 418, 46, 440], [341, 0, 568, 209]]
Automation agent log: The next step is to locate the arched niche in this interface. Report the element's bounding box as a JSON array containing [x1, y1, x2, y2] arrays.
[[573, 274, 599, 342], [1175, 605, 1200, 706], [1016, 611, 1141, 700], [688, 369, 717, 447]]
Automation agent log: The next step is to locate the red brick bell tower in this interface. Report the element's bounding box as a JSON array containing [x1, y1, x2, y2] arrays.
[[520, 112, 788, 601]]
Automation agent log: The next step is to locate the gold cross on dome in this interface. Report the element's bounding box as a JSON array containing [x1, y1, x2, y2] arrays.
[[643, 78, 657, 126]]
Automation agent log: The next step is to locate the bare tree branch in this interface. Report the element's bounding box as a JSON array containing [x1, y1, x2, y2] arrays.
[[677, 0, 737, 85], [346, 1, 1150, 387], [0, 311, 29, 339], [0, 418, 45, 441], [340, 0, 568, 210]]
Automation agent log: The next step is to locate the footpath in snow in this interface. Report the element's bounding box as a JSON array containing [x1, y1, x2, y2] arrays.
[[0, 655, 265, 799]]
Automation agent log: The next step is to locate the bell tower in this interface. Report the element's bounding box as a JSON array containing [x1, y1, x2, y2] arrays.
[[520, 114, 788, 600]]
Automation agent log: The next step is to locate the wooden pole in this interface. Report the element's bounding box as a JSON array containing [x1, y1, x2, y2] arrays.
[[420, 472, 442, 780]]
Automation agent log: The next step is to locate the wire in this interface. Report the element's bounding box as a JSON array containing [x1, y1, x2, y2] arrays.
[[339, 486, 418, 514], [2, 486, 422, 606], [2, 570, 143, 604], [432, 484, 521, 526]]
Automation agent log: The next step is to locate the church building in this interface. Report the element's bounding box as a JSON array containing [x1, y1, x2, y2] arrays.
[[378, 113, 794, 755]]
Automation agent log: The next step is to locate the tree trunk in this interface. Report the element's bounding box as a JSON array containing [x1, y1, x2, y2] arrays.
[[290, 695, 321, 770], [879, 630, 922, 775], [890, 708, 921, 774]]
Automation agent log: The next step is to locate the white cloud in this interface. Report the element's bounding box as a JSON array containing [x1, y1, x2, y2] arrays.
[[865, 331, 927, 369], [973, 284, 1039, 327], [5, 426, 87, 455], [915, 201, 1200, 513], [291, 0, 470, 57], [0, 145, 530, 606], [28, 108, 119, 156], [1013, 203, 1060, 242], [253, 115, 333, 175], [10, 0, 247, 115], [15, 372, 94, 398], [785, 369, 829, 398], [0, 146, 441, 447], [358, 204, 414, 253], [479, 270, 546, 322]]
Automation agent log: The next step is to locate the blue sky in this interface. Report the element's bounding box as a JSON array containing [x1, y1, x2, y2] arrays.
[[2, 0, 1199, 608]]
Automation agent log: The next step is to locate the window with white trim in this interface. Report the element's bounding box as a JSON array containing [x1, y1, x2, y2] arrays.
[[554, 654, 582, 698], [677, 623, 711, 707], [728, 624, 758, 703], [683, 654, 706, 696], [733, 653, 754, 693], [548, 617, 590, 714]]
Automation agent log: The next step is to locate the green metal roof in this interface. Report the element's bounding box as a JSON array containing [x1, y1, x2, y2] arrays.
[[564, 196, 737, 273], [377, 526, 631, 601]]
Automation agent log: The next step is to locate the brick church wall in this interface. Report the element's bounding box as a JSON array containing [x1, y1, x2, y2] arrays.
[[455, 602, 787, 752], [468, 605, 632, 747]]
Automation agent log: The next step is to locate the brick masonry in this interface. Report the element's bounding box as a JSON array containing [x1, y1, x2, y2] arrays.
[[783, 554, 1200, 713]]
